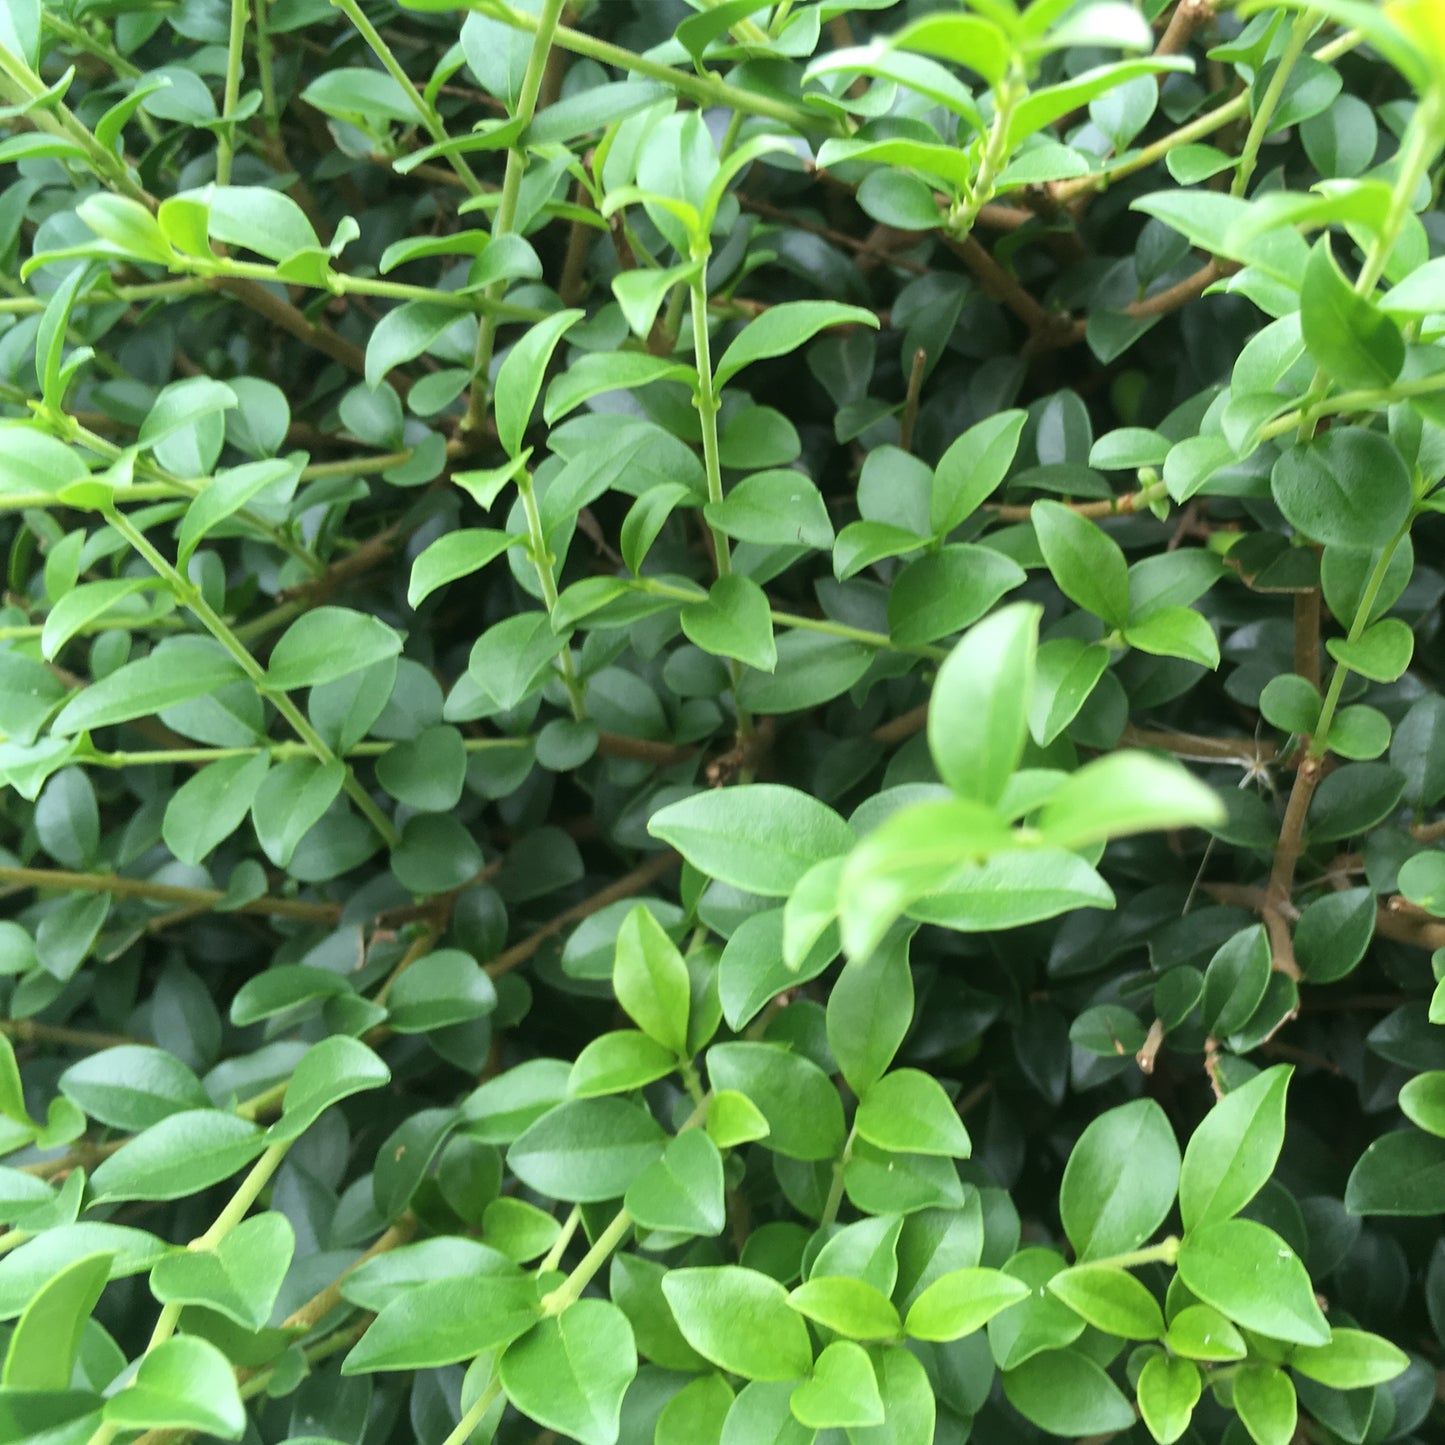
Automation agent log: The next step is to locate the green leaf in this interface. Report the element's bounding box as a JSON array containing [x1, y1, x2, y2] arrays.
[[888, 545, 1026, 646], [251, 758, 344, 869], [264, 606, 402, 691], [824, 933, 913, 1099], [344, 1273, 541, 1372], [163, 751, 270, 866], [928, 602, 1040, 804], [1164, 1304, 1247, 1361], [1029, 639, 1110, 746], [1201, 925, 1272, 1036], [467, 611, 566, 713], [1060, 1098, 1180, 1261], [1031, 501, 1130, 628], [0, 1225, 168, 1320], [1038, 752, 1224, 850], [855, 1070, 971, 1158], [786, 1277, 901, 1341], [706, 1042, 845, 1161], [507, 1098, 666, 1202], [1325, 617, 1414, 683], [837, 798, 1017, 959], [1000, 1347, 1136, 1435], [149, 1212, 294, 1331], [1399, 1070, 1445, 1136], [903, 1267, 1029, 1342], [268, 1036, 390, 1144], [544, 351, 696, 424], [656, 1374, 733, 1445], [706, 1089, 771, 1149], [649, 785, 853, 897], [889, 11, 1011, 84], [625, 1128, 726, 1236], [714, 302, 880, 390], [499, 1299, 637, 1445], [1299, 237, 1404, 389], [568, 1030, 677, 1097], [1175, 1220, 1330, 1345], [58, 1046, 208, 1132], [40, 577, 164, 661], [1137, 1354, 1201, 1445], [662, 1267, 814, 1380], [385, 948, 496, 1033], [1123, 606, 1220, 668], [407, 528, 515, 608], [76, 193, 176, 267], [1233, 1364, 1296, 1445], [2, 1252, 110, 1390], [1288, 1328, 1410, 1388], [51, 640, 245, 736], [494, 309, 584, 457], [375, 724, 467, 812], [931, 410, 1027, 535], [89, 1111, 265, 1204], [1270, 428, 1413, 548], [1344, 1127, 1445, 1214], [1179, 1065, 1292, 1232], [1045, 1264, 1164, 1339], [704, 470, 834, 549], [1260, 674, 1322, 735], [790, 1340, 884, 1429], [610, 904, 692, 1057], [365, 301, 465, 389], [103, 1335, 245, 1439], [681, 574, 777, 671]]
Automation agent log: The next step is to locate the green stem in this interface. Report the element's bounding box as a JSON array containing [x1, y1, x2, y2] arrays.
[[439, 1373, 504, 1445], [95, 1141, 291, 1445], [1356, 90, 1444, 295], [516, 470, 587, 718], [217, 0, 251, 185], [540, 1206, 635, 1316], [461, 0, 566, 436], [472, 0, 843, 135], [1309, 522, 1412, 757], [688, 267, 731, 580], [102, 510, 401, 849], [950, 66, 1026, 239], [331, 0, 483, 196], [81, 737, 530, 769], [255, 0, 281, 132], [1052, 30, 1361, 204], [300, 450, 413, 481], [536, 1205, 582, 1274], [820, 1125, 856, 1229], [1088, 1237, 1181, 1270], [1232, 10, 1316, 198], [769, 609, 948, 661]]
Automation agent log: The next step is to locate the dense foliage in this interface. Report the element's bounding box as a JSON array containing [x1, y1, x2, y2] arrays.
[[3, 0, 1445, 1441]]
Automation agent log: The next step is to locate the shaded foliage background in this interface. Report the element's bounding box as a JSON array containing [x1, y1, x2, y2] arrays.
[[1, 0, 1445, 1442]]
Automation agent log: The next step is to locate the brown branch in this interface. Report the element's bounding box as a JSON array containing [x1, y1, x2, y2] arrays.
[[872, 703, 930, 747], [1034, 260, 1225, 354], [1123, 725, 1276, 764], [1268, 754, 1323, 903], [984, 484, 1165, 522], [0, 865, 341, 923], [1155, 0, 1216, 61], [1136, 1018, 1166, 1075], [486, 851, 681, 978], [944, 233, 1058, 335], [2, 1019, 138, 1052], [213, 277, 414, 398], [273, 1215, 418, 1339]]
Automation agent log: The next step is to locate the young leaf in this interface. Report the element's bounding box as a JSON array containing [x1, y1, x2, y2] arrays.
[[1178, 1065, 1292, 1233], [648, 785, 854, 896], [1032, 501, 1131, 628], [662, 1266, 814, 1380], [494, 309, 584, 457], [928, 602, 1041, 804], [713, 301, 880, 390]]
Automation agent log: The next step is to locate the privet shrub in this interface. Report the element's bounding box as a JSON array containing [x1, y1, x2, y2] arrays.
[[3, 0, 1445, 1440]]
